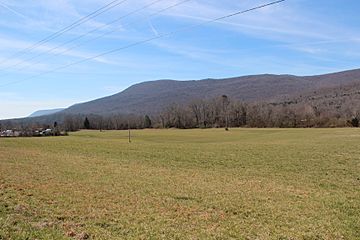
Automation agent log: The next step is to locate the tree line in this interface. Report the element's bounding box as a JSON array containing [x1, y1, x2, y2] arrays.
[[60, 95, 359, 131], [1, 95, 359, 132]]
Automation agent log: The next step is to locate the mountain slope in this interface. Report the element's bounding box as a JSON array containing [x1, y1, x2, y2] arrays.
[[2, 68, 360, 126], [29, 108, 65, 118], [62, 68, 360, 116]]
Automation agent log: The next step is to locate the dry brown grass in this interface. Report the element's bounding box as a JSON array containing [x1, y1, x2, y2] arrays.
[[0, 128, 359, 239]]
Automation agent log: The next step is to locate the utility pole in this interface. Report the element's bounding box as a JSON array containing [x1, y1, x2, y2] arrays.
[[128, 120, 131, 143], [222, 95, 230, 131]]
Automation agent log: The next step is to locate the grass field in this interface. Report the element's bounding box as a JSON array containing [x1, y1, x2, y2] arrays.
[[0, 129, 359, 239]]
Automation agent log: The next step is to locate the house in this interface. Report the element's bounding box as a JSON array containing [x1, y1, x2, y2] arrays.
[[0, 128, 62, 138], [0, 130, 16, 137], [40, 129, 53, 136], [0, 130, 21, 137]]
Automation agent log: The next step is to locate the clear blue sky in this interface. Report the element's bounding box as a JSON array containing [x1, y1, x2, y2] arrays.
[[0, 0, 360, 119]]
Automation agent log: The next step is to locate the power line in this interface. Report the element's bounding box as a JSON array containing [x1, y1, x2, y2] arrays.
[[0, 0, 286, 88], [1, 0, 191, 75], [0, 0, 169, 73], [0, 0, 129, 66]]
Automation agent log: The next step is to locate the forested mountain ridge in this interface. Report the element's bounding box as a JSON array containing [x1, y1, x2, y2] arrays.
[[2, 68, 360, 129], [62, 68, 360, 116]]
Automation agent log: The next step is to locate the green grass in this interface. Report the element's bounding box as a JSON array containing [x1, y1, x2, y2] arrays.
[[0, 128, 359, 239]]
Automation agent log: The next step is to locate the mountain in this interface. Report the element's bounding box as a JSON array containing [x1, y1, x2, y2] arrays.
[[3, 68, 360, 125], [29, 108, 65, 118], [62, 68, 360, 116]]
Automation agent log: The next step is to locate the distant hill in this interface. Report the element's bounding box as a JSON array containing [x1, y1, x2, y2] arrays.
[[3, 68, 360, 125], [29, 108, 65, 118], [62, 68, 360, 116]]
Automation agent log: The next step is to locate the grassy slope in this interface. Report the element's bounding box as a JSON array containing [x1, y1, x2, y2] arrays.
[[0, 129, 359, 239]]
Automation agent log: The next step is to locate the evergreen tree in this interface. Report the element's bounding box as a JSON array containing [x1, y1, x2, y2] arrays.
[[351, 117, 359, 127], [84, 117, 91, 129], [144, 115, 152, 128]]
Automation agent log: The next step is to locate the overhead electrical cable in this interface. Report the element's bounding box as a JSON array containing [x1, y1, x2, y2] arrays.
[[0, 0, 170, 73], [2, 0, 191, 75], [0, 0, 285, 88], [0, 0, 129, 66]]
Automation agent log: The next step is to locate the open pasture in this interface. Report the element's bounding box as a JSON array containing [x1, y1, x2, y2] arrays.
[[0, 129, 359, 239]]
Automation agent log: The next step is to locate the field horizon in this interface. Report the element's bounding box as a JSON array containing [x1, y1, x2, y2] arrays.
[[1, 128, 359, 239]]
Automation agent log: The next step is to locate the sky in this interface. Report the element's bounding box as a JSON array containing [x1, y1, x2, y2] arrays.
[[0, 0, 360, 119]]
